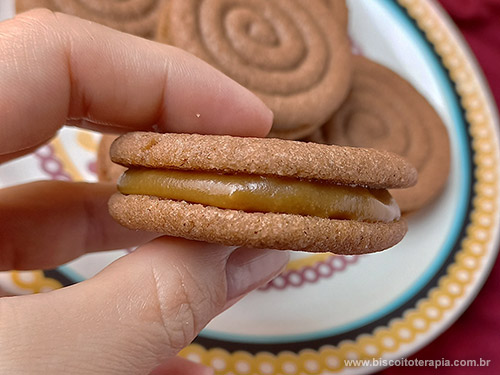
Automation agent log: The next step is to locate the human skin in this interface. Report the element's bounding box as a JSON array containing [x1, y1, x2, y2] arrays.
[[0, 9, 289, 375]]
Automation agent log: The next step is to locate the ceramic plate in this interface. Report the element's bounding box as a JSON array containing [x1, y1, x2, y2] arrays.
[[1, 0, 499, 374]]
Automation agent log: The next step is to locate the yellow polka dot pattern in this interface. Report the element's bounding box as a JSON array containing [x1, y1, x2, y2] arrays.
[[11, 271, 62, 293], [177, 0, 500, 373], [285, 254, 333, 272]]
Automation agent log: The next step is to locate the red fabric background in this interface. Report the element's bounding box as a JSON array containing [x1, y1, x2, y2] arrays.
[[381, 0, 500, 374]]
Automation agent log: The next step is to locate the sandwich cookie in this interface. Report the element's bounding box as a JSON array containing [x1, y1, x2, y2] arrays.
[[16, 0, 167, 39], [108, 132, 417, 254], [309, 55, 451, 213], [156, 0, 352, 140]]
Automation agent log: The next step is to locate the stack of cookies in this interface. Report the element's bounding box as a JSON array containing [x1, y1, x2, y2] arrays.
[[16, 0, 451, 252]]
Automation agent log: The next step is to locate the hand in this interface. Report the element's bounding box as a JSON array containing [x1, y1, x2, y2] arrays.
[[0, 10, 289, 375]]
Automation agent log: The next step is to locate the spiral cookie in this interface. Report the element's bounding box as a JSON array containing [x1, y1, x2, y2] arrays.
[[321, 0, 349, 31], [157, 0, 352, 139], [314, 55, 451, 213], [16, 0, 167, 39]]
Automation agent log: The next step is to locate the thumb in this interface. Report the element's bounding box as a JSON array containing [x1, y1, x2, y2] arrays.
[[0, 238, 289, 375]]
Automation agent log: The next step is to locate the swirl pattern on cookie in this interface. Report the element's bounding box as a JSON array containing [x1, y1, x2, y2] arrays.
[[157, 0, 352, 139], [17, 0, 166, 39], [314, 55, 450, 212]]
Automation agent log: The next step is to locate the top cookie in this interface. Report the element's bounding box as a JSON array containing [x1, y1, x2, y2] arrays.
[[156, 0, 352, 139], [110, 132, 417, 189], [309, 55, 450, 212], [17, 0, 167, 39]]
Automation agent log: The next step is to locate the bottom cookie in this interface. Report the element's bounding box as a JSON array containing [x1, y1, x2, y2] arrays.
[[109, 194, 408, 254]]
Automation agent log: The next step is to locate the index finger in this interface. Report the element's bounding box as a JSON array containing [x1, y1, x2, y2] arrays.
[[0, 9, 273, 159]]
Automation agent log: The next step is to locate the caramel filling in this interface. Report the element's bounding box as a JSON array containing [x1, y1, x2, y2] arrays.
[[118, 169, 401, 222]]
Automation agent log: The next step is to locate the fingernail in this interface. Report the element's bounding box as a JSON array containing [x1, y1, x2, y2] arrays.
[[225, 248, 289, 301]]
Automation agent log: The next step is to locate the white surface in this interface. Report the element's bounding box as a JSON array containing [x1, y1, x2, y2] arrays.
[[0, 0, 14, 21]]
